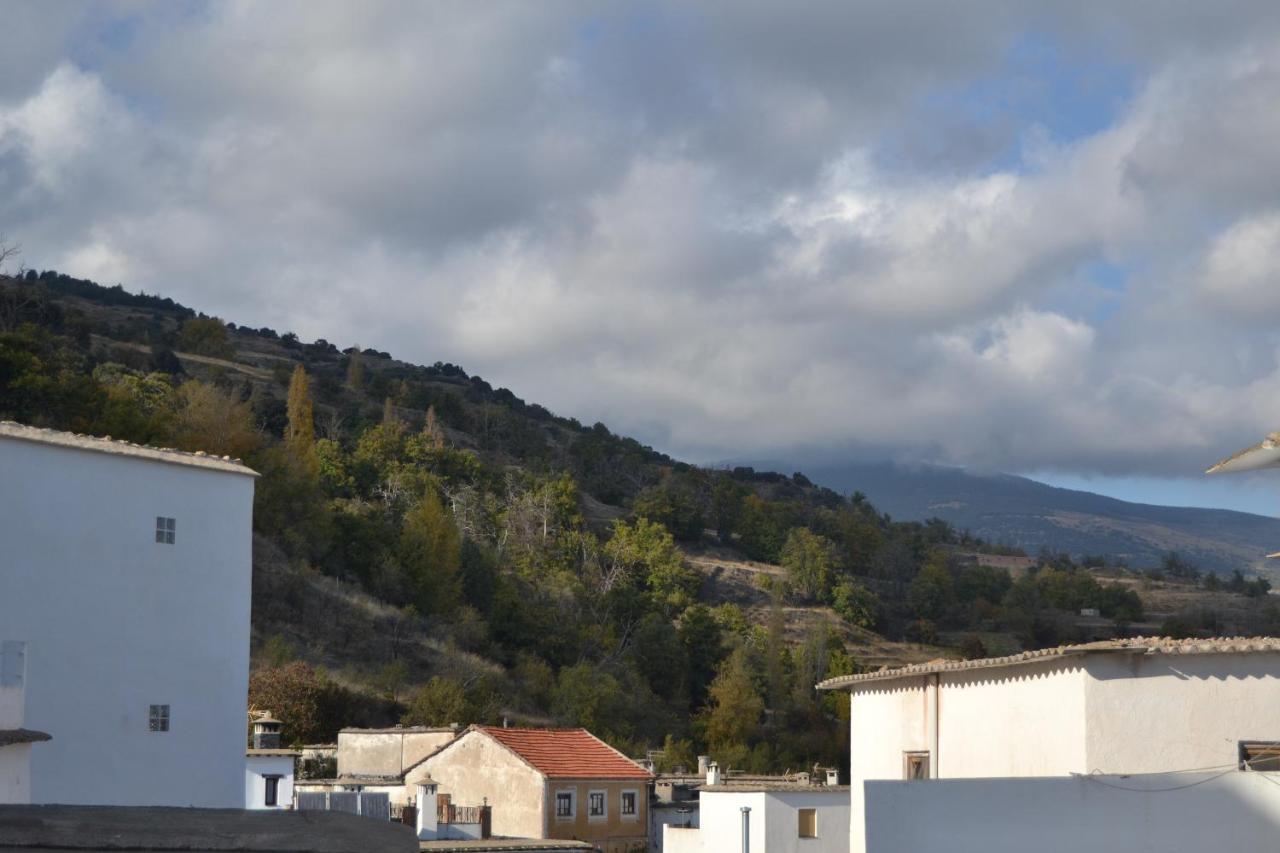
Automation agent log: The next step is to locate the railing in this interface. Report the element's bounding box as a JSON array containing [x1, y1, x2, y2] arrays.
[[438, 803, 485, 824], [297, 791, 391, 820]]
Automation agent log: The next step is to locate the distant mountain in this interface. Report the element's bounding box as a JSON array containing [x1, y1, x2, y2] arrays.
[[804, 462, 1280, 576]]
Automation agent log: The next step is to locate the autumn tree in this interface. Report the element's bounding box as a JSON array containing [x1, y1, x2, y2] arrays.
[[177, 317, 234, 359], [702, 647, 764, 755], [780, 527, 838, 601], [345, 347, 364, 390], [402, 676, 470, 726], [285, 364, 318, 473], [168, 380, 262, 460], [247, 662, 350, 746], [399, 489, 462, 613]]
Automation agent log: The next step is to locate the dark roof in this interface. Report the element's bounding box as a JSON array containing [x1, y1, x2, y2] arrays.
[[477, 726, 652, 780], [0, 728, 51, 747], [817, 636, 1280, 690], [0, 805, 415, 851]]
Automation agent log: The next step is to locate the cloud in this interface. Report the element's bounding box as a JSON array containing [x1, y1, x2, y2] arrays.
[[6, 3, 1280, 480]]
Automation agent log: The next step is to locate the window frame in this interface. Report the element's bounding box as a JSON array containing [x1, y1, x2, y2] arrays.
[[155, 516, 176, 545], [554, 788, 576, 821], [149, 704, 170, 732], [903, 750, 930, 780], [587, 789, 607, 821], [798, 807, 817, 839], [619, 788, 639, 820], [1240, 741, 1280, 771]]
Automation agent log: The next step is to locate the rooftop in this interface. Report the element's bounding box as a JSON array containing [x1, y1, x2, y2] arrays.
[[700, 784, 851, 793], [0, 805, 414, 852], [340, 725, 458, 735], [477, 726, 653, 780], [0, 421, 258, 477], [419, 841, 592, 852], [246, 748, 301, 757], [0, 728, 51, 747], [817, 636, 1280, 690]]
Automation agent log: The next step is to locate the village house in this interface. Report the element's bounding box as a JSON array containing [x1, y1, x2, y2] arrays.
[[661, 762, 848, 853], [0, 422, 257, 807], [245, 712, 299, 810], [0, 641, 49, 804], [818, 636, 1280, 853], [407, 726, 653, 853]]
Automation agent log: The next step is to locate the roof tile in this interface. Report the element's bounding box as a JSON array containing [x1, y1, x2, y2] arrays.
[[480, 727, 652, 780]]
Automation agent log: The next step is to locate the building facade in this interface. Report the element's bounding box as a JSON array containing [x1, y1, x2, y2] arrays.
[[663, 785, 849, 853], [818, 637, 1280, 853], [409, 726, 652, 853], [0, 422, 257, 806], [1, 640, 50, 804]]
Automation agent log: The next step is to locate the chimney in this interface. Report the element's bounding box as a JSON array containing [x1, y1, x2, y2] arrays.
[[697, 755, 710, 775], [706, 761, 721, 786], [825, 768, 840, 786], [252, 711, 282, 749]]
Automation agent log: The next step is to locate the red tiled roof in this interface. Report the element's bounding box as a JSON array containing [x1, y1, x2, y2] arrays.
[[479, 727, 652, 780]]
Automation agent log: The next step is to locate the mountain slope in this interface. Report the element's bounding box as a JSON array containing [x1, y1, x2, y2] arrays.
[[804, 462, 1280, 576]]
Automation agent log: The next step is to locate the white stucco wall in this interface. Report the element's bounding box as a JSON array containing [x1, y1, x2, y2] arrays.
[[0, 436, 255, 806], [0, 745, 32, 804], [663, 789, 848, 853], [1084, 652, 1280, 774], [337, 728, 456, 777], [245, 754, 296, 809], [864, 771, 1280, 852], [413, 730, 546, 838]]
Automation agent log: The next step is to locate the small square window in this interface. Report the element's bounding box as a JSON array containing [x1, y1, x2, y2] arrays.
[[904, 751, 930, 780], [620, 790, 637, 817], [149, 704, 170, 732], [155, 517, 176, 544], [588, 790, 606, 819], [555, 790, 575, 819], [798, 807, 817, 838]]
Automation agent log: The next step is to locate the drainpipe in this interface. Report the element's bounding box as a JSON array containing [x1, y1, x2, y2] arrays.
[[740, 806, 751, 853], [927, 673, 940, 779]]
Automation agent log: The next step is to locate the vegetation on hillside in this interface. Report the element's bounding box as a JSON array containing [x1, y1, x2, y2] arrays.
[[4, 260, 1278, 772]]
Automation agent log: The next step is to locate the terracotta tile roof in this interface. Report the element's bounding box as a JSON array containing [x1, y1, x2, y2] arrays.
[[816, 636, 1280, 690], [479, 726, 653, 780], [0, 421, 257, 477]]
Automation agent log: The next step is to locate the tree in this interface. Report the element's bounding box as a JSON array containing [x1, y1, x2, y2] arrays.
[[402, 676, 470, 726], [247, 662, 349, 746], [907, 550, 954, 622], [552, 663, 627, 738], [832, 579, 879, 629], [398, 490, 462, 613], [345, 347, 364, 390], [679, 604, 725, 710], [604, 518, 699, 615], [286, 364, 318, 472], [780, 527, 837, 601], [177, 317, 234, 359], [168, 380, 261, 460], [702, 648, 763, 753]]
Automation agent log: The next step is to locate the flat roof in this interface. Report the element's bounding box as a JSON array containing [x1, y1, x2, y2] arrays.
[[419, 841, 593, 852], [817, 636, 1280, 690], [246, 748, 301, 757], [0, 421, 258, 477], [0, 728, 51, 747], [340, 726, 458, 734], [701, 784, 850, 793]]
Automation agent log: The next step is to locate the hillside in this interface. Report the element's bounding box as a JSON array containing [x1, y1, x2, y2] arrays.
[[5, 267, 1279, 773], [804, 462, 1280, 577]]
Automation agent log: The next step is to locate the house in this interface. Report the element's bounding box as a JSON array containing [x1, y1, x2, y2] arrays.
[[245, 712, 299, 810], [408, 726, 653, 853], [817, 636, 1280, 853], [337, 725, 459, 779], [1, 641, 50, 804], [0, 422, 257, 806], [661, 762, 847, 853]]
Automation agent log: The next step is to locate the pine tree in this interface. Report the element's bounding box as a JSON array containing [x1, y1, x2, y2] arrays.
[[703, 647, 763, 753]]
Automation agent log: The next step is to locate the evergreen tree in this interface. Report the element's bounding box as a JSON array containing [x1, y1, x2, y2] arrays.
[[399, 490, 462, 613], [286, 364, 317, 473], [703, 647, 763, 754], [346, 347, 364, 390]]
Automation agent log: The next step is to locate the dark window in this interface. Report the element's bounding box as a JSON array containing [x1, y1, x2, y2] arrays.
[[264, 775, 280, 807], [149, 704, 170, 732], [1240, 741, 1280, 771], [620, 790, 637, 816], [904, 751, 930, 780], [155, 516, 176, 544], [556, 791, 574, 818], [588, 791, 605, 817]]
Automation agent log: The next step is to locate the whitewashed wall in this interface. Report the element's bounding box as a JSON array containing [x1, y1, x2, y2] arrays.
[[337, 728, 456, 777], [1084, 652, 1280, 773], [663, 789, 848, 853], [0, 437, 255, 806], [244, 754, 296, 809], [864, 771, 1280, 853]]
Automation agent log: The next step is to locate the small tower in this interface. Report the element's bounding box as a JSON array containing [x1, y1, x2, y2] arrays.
[[251, 711, 282, 749]]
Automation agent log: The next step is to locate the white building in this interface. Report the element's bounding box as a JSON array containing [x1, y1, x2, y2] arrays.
[[1, 641, 50, 803], [0, 422, 257, 806], [246, 713, 299, 810], [818, 636, 1280, 853], [663, 781, 848, 853]]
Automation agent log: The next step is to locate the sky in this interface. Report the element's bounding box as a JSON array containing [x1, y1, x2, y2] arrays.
[[6, 2, 1280, 514]]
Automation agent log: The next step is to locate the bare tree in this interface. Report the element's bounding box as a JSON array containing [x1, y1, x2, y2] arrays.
[[0, 237, 38, 333]]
